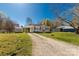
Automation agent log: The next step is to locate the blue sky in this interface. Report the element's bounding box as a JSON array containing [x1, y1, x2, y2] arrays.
[[0, 3, 75, 26]]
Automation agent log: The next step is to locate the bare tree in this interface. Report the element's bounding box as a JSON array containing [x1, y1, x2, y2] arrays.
[[49, 4, 63, 29], [49, 4, 79, 34], [72, 16, 79, 27], [61, 4, 79, 34], [0, 17, 3, 30], [0, 12, 15, 32], [53, 18, 62, 28], [5, 17, 15, 32]]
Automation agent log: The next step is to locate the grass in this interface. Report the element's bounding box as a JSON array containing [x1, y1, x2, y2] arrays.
[[38, 32, 79, 46], [0, 33, 32, 56]]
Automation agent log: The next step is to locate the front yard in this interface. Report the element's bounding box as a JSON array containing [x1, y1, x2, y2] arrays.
[[0, 33, 32, 56], [39, 32, 79, 46]]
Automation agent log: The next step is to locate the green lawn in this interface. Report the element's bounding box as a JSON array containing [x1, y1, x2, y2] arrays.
[[0, 33, 32, 56], [39, 32, 79, 46]]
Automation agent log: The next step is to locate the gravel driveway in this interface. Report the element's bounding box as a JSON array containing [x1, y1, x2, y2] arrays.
[[28, 33, 79, 56]]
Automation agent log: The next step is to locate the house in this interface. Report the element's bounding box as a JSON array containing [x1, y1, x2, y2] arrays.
[[56, 21, 76, 32], [14, 24, 23, 32], [14, 27, 23, 32], [56, 26, 76, 32], [23, 24, 50, 32]]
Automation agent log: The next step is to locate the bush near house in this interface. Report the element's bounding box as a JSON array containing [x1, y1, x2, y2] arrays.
[[0, 33, 32, 56], [39, 32, 79, 46]]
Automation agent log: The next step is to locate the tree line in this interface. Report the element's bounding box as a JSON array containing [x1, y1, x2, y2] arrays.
[[0, 12, 15, 32]]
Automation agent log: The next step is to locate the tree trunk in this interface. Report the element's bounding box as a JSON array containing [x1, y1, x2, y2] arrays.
[[76, 27, 79, 34]]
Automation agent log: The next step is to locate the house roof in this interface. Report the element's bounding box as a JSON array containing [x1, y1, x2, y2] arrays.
[[57, 26, 74, 29]]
